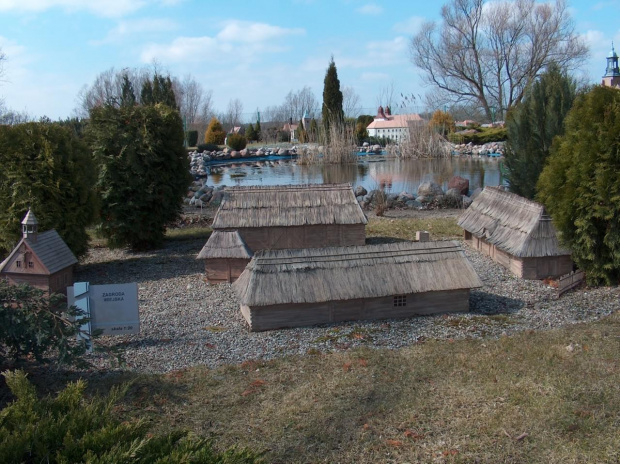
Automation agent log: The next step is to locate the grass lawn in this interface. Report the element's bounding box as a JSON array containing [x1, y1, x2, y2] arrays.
[[63, 216, 618, 462], [367, 216, 462, 241], [105, 312, 620, 463]]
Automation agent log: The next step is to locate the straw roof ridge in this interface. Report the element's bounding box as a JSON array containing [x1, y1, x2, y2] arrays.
[[457, 187, 569, 257], [197, 230, 253, 259], [213, 183, 368, 228], [233, 240, 483, 306]]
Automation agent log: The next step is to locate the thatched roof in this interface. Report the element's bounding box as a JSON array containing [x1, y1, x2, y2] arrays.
[[457, 187, 570, 258], [196, 231, 252, 260], [212, 183, 368, 229], [233, 241, 482, 307]]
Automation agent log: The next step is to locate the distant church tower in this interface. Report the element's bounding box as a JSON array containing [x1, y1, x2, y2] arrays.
[[602, 43, 620, 88]]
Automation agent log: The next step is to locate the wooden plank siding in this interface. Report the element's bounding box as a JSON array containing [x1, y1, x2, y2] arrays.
[[464, 234, 572, 280], [235, 224, 366, 252], [242, 289, 470, 332], [205, 258, 251, 284]]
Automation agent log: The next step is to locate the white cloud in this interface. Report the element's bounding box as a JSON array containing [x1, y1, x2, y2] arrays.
[[356, 4, 383, 15], [93, 18, 178, 44], [141, 21, 305, 64], [393, 16, 426, 35], [0, 0, 175, 17], [360, 72, 390, 82], [365, 36, 408, 64], [217, 20, 304, 43]]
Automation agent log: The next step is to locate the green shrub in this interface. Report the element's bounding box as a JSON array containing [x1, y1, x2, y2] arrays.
[[186, 130, 198, 147], [197, 143, 219, 153], [0, 122, 97, 258], [0, 370, 263, 463], [537, 85, 620, 285], [226, 133, 247, 151], [204, 117, 226, 145], [448, 127, 507, 144], [0, 281, 90, 367], [88, 103, 191, 251]]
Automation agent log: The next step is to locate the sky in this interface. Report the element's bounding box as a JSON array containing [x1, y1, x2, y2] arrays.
[[0, 0, 618, 121]]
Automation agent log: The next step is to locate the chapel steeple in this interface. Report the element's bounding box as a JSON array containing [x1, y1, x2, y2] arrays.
[[21, 209, 38, 242], [602, 43, 620, 87]]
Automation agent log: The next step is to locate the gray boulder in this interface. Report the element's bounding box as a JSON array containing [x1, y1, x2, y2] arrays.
[[462, 195, 473, 208], [446, 188, 462, 198], [417, 181, 444, 197], [406, 200, 423, 209], [354, 186, 368, 197], [397, 191, 415, 202]]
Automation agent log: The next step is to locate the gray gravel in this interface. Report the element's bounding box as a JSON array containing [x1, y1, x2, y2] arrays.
[[77, 239, 620, 373]]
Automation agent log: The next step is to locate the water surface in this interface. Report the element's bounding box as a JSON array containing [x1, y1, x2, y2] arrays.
[[205, 156, 502, 195]]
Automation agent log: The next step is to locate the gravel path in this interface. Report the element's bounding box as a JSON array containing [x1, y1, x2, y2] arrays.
[[77, 239, 620, 373]]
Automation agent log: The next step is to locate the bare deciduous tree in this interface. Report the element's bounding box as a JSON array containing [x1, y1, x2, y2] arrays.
[[342, 86, 362, 118], [410, 0, 588, 121], [178, 74, 203, 125], [375, 82, 396, 110], [223, 98, 244, 131], [280, 86, 319, 120]]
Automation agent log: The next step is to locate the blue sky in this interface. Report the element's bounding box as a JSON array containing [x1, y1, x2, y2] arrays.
[[0, 0, 618, 120]]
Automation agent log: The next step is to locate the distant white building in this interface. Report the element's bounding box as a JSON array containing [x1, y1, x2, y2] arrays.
[[366, 106, 423, 142]]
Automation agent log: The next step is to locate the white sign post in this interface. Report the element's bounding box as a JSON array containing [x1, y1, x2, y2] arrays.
[[68, 282, 140, 337]]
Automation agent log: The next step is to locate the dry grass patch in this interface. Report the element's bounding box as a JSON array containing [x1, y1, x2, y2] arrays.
[[105, 312, 620, 463], [165, 226, 211, 241], [367, 217, 462, 242]]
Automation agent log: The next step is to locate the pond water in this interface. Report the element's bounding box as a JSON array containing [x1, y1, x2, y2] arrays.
[[204, 155, 503, 195]]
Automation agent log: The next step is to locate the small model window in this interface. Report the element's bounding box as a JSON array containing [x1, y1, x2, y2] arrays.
[[28, 261, 34, 268], [393, 295, 407, 307], [15, 261, 21, 268]]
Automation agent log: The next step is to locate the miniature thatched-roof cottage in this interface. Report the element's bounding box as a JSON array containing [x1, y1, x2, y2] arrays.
[[197, 230, 253, 283], [457, 187, 572, 279], [0, 210, 78, 294], [233, 240, 482, 331], [198, 183, 367, 283]]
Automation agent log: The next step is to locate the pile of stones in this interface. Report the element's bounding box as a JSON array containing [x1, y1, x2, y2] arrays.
[[189, 147, 296, 176], [450, 141, 505, 157], [356, 176, 484, 211]]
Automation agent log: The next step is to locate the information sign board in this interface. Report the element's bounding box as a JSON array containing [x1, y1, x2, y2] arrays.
[[68, 282, 139, 336]]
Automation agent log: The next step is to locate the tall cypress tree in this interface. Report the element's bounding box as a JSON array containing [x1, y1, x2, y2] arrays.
[[504, 64, 577, 199], [321, 57, 344, 138], [120, 74, 136, 107]]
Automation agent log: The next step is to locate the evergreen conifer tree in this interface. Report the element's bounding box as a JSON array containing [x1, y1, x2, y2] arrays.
[[255, 120, 261, 141], [140, 80, 153, 105], [120, 74, 136, 107], [505, 64, 576, 199], [321, 57, 344, 138], [88, 103, 190, 251], [246, 123, 256, 142], [204, 117, 226, 145], [0, 122, 97, 257], [537, 85, 620, 285]]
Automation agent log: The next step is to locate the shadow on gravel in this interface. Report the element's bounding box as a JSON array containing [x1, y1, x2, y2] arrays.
[[469, 290, 525, 315], [365, 236, 411, 245], [76, 238, 207, 285]]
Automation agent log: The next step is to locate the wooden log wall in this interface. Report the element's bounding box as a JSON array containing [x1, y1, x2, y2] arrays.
[[241, 289, 470, 331]]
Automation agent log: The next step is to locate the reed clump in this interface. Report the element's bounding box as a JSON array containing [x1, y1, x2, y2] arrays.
[[390, 122, 450, 159]]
